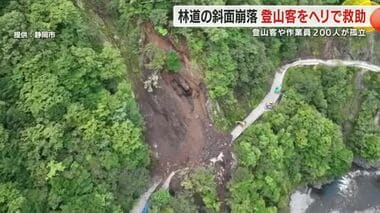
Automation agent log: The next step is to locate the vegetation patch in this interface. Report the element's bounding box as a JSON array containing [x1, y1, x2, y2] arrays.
[[229, 90, 353, 212]]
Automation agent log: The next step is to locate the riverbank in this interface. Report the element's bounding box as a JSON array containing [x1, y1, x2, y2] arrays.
[[290, 168, 380, 213]]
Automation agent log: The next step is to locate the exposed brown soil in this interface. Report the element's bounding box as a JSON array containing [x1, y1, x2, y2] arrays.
[[80, 4, 233, 206], [136, 23, 231, 177]]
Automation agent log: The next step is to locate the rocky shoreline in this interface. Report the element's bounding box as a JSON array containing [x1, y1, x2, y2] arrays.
[[290, 168, 380, 213], [353, 157, 380, 170], [310, 158, 380, 190]]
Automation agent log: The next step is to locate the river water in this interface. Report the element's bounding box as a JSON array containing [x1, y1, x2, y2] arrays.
[[290, 169, 380, 213]]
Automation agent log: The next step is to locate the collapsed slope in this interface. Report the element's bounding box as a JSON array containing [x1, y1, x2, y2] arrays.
[[137, 24, 231, 176]]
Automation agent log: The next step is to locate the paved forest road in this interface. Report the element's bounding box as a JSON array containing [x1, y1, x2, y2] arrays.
[[230, 59, 380, 142], [130, 179, 161, 213], [132, 59, 380, 213]]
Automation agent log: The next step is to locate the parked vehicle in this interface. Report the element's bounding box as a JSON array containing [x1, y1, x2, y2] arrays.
[[274, 86, 282, 94], [265, 102, 274, 109]]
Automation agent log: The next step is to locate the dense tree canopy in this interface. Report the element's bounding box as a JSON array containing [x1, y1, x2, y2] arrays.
[[285, 66, 380, 162], [102, 1, 379, 212], [229, 90, 353, 212], [285, 66, 355, 124], [0, 0, 149, 212], [1, 0, 379, 212], [351, 89, 380, 161]]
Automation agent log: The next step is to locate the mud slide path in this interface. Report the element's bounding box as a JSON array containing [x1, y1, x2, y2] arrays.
[[133, 59, 380, 213], [137, 23, 231, 176], [131, 24, 232, 212]]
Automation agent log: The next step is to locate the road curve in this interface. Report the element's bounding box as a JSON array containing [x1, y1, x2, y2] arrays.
[[230, 59, 380, 142], [133, 59, 380, 213], [130, 179, 161, 213]]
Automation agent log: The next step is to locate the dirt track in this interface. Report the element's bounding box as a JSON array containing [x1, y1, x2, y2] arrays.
[[135, 24, 231, 177]]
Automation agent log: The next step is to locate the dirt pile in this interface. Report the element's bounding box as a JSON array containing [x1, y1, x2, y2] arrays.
[[135, 24, 231, 177]]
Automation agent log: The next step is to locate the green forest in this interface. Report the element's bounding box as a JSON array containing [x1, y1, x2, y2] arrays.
[[229, 66, 379, 212], [230, 89, 353, 212], [1, 0, 380, 213], [0, 0, 150, 212]]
